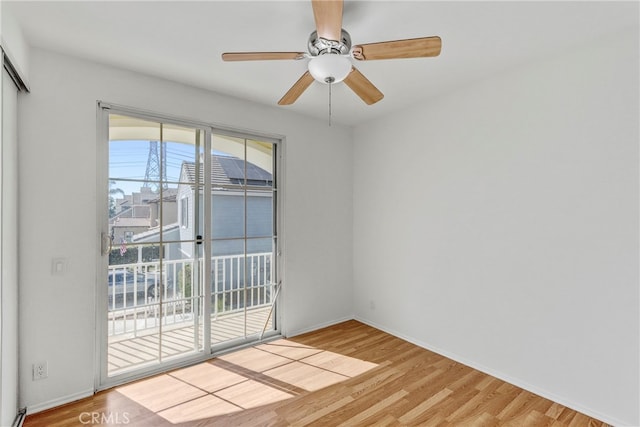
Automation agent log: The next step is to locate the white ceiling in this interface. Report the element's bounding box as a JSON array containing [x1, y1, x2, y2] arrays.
[[5, 1, 638, 126]]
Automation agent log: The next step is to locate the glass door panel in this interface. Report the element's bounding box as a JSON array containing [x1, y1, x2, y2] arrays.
[[209, 135, 276, 347], [106, 113, 205, 378]]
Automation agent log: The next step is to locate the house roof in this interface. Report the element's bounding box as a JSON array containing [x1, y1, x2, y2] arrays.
[[146, 188, 178, 203], [181, 155, 272, 187], [111, 205, 151, 221], [132, 222, 180, 243], [111, 217, 151, 228]]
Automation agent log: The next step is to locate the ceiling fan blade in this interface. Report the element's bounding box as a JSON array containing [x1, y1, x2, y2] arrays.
[[222, 52, 306, 61], [343, 67, 384, 105], [352, 36, 442, 61], [312, 0, 343, 41], [278, 71, 315, 105]]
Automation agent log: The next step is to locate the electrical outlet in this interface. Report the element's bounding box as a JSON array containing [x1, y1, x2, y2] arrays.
[[33, 361, 48, 380]]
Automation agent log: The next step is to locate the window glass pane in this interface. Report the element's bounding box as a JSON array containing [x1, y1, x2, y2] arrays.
[[211, 237, 244, 257], [109, 180, 157, 243], [246, 138, 273, 176], [212, 134, 245, 158], [109, 139, 158, 183], [246, 139, 273, 239], [109, 115, 160, 181], [212, 193, 245, 239], [109, 114, 161, 141], [164, 136, 199, 184], [246, 190, 272, 238]]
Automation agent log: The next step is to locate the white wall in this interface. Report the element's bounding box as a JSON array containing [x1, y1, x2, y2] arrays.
[[1, 65, 20, 427], [353, 28, 639, 426], [1, 6, 28, 423], [18, 48, 353, 411], [0, 5, 30, 88]]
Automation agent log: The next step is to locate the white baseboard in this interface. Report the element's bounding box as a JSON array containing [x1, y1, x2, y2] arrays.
[[26, 388, 94, 415], [354, 315, 628, 427], [285, 315, 354, 338]]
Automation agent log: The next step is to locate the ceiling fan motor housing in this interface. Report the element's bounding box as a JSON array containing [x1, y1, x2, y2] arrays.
[[308, 29, 352, 56]]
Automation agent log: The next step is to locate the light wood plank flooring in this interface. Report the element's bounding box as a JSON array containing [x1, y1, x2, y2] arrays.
[[25, 320, 608, 426]]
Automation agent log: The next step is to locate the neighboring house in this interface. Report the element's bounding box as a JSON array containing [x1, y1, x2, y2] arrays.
[[113, 186, 156, 216], [121, 155, 273, 290], [109, 187, 178, 244], [177, 154, 273, 259], [109, 186, 156, 242], [110, 217, 151, 243], [120, 155, 273, 297], [147, 188, 178, 228]]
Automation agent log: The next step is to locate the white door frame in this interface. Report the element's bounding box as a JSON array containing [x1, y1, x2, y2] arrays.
[[95, 102, 283, 391]]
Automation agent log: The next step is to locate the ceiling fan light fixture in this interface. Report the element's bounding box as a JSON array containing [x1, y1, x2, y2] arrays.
[[308, 54, 351, 84]]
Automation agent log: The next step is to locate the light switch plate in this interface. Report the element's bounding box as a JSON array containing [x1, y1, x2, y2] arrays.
[[52, 258, 67, 275]]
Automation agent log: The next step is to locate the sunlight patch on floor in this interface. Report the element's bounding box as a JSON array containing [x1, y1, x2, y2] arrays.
[[158, 395, 241, 424], [168, 363, 246, 392], [115, 338, 378, 424], [263, 361, 349, 391], [214, 379, 294, 409], [116, 375, 207, 413]]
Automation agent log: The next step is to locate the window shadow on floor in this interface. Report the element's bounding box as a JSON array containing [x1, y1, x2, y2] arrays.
[[115, 339, 378, 424]]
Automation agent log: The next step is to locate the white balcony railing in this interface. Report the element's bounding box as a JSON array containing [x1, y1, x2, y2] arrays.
[[107, 252, 273, 338]]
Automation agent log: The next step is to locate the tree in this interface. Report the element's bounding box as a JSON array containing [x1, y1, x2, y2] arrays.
[[178, 264, 192, 298], [109, 180, 124, 218], [177, 265, 225, 313], [109, 246, 160, 265]]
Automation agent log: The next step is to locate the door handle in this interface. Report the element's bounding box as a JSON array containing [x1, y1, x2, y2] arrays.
[[101, 232, 112, 256]]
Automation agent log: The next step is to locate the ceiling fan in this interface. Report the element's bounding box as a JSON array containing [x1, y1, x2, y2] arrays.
[[221, 0, 441, 106]]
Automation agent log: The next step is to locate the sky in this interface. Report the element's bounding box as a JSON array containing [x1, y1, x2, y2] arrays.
[[109, 140, 197, 196]]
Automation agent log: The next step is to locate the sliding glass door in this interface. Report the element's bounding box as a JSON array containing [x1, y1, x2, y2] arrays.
[[209, 135, 276, 349], [98, 105, 279, 387]]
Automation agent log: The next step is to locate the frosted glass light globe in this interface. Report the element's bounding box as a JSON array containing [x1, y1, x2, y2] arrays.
[[308, 54, 352, 84]]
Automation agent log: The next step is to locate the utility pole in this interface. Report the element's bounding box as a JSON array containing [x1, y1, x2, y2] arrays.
[[143, 141, 168, 192]]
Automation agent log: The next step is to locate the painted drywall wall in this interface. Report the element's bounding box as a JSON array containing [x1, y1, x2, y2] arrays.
[[0, 7, 28, 423], [1, 65, 20, 427], [353, 28, 639, 426], [18, 48, 353, 411], [0, 5, 29, 87]]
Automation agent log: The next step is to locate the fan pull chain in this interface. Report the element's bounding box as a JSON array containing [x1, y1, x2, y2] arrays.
[[325, 76, 335, 127], [329, 81, 332, 126]]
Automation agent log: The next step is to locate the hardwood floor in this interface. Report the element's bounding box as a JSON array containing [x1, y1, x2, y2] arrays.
[[25, 320, 608, 426]]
